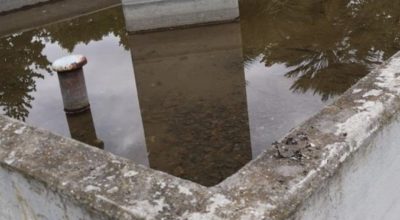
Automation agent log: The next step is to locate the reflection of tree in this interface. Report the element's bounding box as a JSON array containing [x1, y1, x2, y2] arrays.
[[0, 32, 49, 120], [41, 7, 128, 52], [240, 0, 400, 100], [0, 6, 128, 121]]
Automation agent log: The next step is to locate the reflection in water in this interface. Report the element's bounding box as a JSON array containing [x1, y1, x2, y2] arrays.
[[0, 31, 49, 120], [238, 0, 400, 157], [240, 0, 400, 100], [1, 1, 400, 185], [0, 7, 142, 155], [0, 7, 127, 121], [65, 109, 104, 149], [129, 23, 252, 186]]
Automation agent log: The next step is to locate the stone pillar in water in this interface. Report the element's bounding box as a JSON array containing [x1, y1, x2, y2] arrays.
[[53, 55, 103, 149], [52, 55, 90, 114]]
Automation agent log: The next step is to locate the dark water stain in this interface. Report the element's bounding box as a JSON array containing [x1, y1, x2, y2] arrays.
[[1, 0, 400, 186]]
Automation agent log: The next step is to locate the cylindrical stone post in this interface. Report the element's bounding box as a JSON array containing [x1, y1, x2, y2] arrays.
[[52, 55, 90, 114]]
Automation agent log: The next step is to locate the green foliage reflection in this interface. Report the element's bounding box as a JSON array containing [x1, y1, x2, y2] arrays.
[[0, 7, 128, 121], [240, 0, 400, 100]]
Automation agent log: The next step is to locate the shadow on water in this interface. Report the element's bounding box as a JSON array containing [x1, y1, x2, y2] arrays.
[[1, 0, 400, 185]]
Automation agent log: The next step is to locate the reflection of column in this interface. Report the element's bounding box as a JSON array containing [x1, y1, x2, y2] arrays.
[[129, 23, 251, 186], [65, 109, 104, 149]]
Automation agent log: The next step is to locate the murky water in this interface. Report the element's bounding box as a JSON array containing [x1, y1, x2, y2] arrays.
[[1, 0, 399, 186]]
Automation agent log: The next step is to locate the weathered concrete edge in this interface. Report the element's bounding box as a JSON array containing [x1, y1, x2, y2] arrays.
[[0, 118, 210, 219], [211, 51, 400, 219], [1, 52, 400, 219]]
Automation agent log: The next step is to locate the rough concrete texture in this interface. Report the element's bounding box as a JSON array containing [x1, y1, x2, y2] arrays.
[[294, 114, 400, 220], [0, 0, 51, 13], [121, 0, 239, 32], [0, 167, 108, 219], [2, 51, 400, 219]]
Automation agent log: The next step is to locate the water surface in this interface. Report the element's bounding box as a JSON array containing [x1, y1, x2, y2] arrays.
[[1, 0, 399, 186]]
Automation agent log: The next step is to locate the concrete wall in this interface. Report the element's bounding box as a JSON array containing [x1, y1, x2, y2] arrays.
[[2, 40, 400, 219], [0, 166, 106, 220], [0, 0, 51, 13], [1, 52, 400, 219], [294, 116, 400, 220], [121, 0, 239, 32]]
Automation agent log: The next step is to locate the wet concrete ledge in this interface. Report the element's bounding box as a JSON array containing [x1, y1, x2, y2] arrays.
[[1, 52, 400, 218]]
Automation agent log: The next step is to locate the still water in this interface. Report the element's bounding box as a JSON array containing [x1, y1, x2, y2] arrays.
[[1, 1, 399, 186]]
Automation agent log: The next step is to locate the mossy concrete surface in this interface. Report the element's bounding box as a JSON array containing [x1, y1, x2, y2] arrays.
[[1, 52, 400, 219]]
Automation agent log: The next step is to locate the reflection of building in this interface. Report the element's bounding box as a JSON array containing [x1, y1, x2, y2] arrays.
[[129, 23, 252, 186], [65, 109, 104, 149]]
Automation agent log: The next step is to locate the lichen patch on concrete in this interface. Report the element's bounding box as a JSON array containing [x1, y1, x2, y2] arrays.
[[362, 89, 383, 97], [4, 151, 16, 165], [13, 126, 26, 135], [84, 185, 101, 193]]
